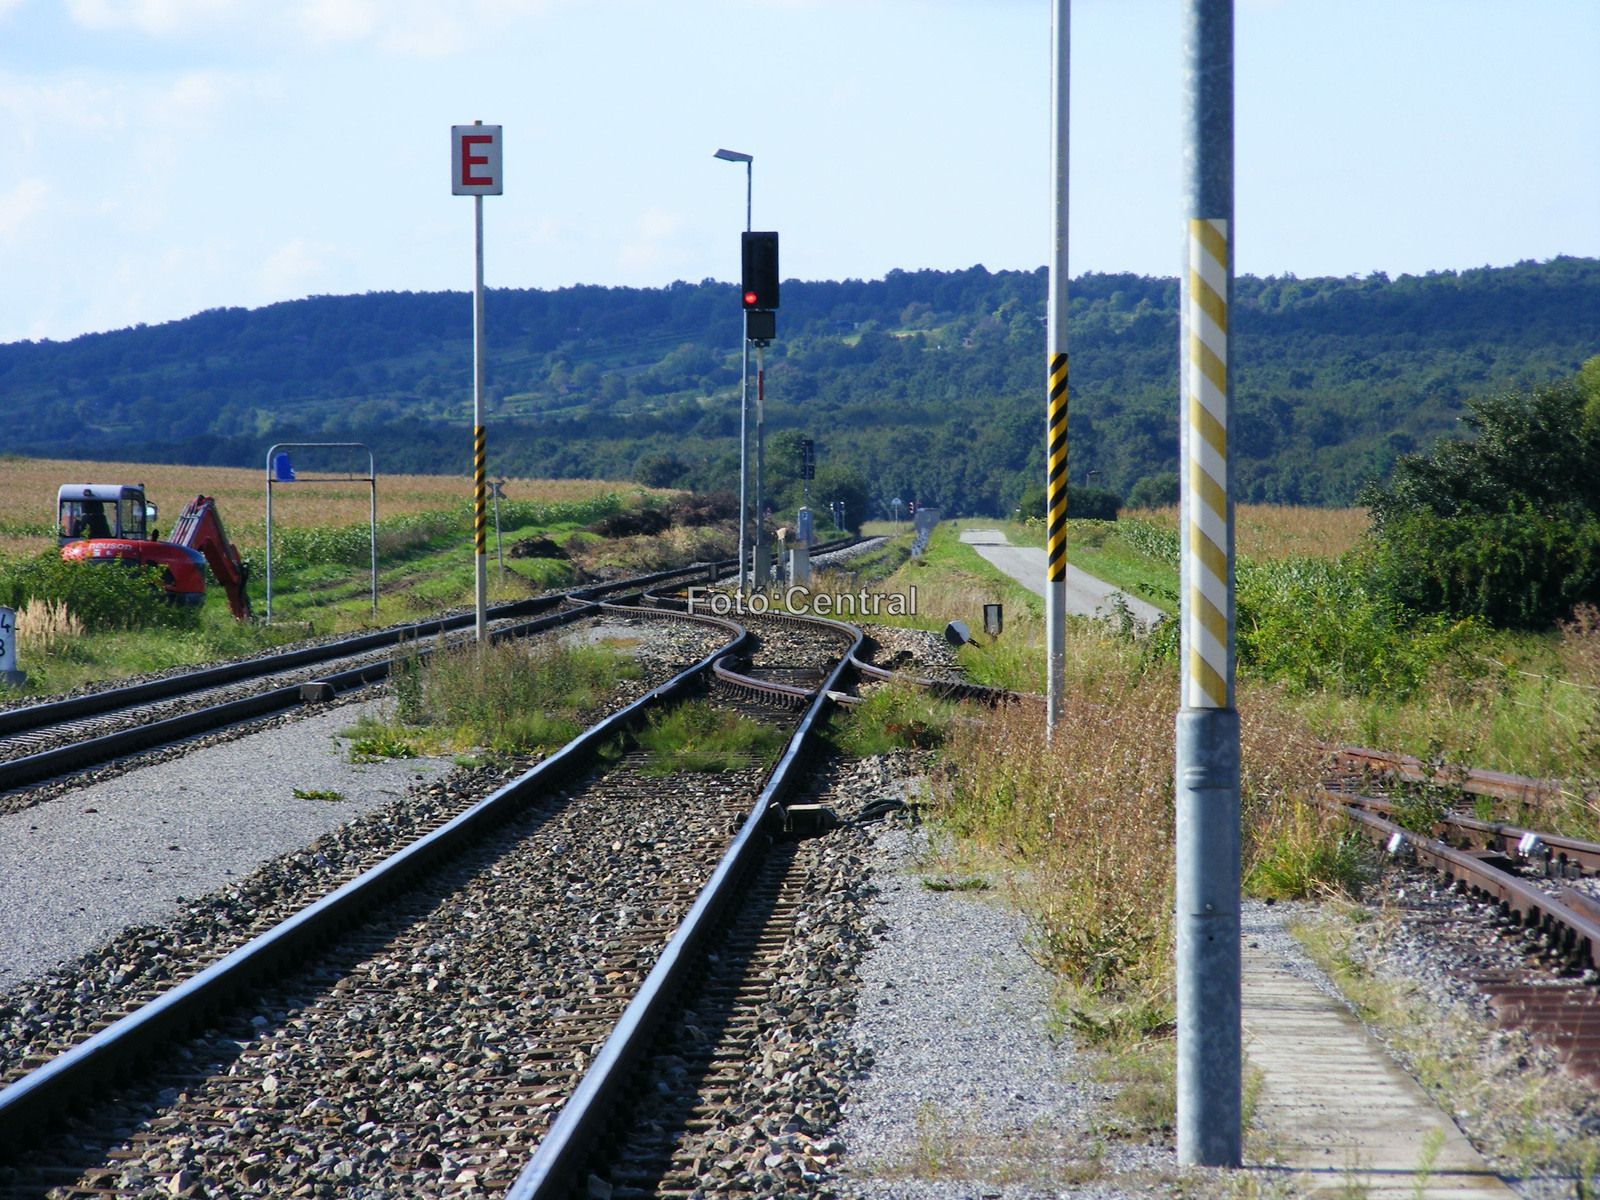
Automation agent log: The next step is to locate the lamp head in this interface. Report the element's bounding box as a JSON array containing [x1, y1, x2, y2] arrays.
[[714, 148, 753, 163]]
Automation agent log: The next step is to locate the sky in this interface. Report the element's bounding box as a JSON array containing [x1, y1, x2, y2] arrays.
[[0, 0, 1596, 343]]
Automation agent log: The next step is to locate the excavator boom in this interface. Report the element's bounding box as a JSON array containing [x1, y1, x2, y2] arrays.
[[169, 495, 252, 620]]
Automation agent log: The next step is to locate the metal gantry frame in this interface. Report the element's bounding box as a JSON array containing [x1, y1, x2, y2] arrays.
[[265, 442, 377, 623]]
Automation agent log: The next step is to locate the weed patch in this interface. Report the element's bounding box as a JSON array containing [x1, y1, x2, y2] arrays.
[[404, 637, 635, 754], [635, 701, 785, 775], [1245, 795, 1372, 901], [343, 715, 422, 762], [292, 788, 346, 801], [834, 683, 953, 755]]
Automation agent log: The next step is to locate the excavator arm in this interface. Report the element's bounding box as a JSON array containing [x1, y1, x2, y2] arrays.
[[169, 495, 253, 620]]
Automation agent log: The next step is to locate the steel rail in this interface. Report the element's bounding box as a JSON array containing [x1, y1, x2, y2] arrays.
[[711, 656, 815, 708], [0, 559, 736, 742], [1314, 791, 1600, 973], [0, 606, 750, 1146], [507, 611, 865, 1200], [0, 603, 611, 793], [1328, 743, 1568, 807], [1321, 785, 1600, 877], [0, 558, 783, 794]]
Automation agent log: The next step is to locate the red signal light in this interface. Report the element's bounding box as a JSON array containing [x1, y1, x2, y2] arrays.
[[744, 291, 758, 305]]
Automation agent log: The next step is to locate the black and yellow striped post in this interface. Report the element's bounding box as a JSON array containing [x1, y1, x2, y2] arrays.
[[1044, 0, 1069, 732], [474, 422, 488, 640]]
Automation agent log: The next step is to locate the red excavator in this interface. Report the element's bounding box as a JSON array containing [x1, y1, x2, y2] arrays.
[[57, 484, 253, 620]]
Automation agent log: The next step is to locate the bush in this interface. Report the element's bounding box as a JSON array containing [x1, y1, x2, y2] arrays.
[[1237, 554, 1484, 698], [1369, 507, 1600, 629], [1359, 365, 1600, 628], [1127, 473, 1179, 510], [1017, 482, 1123, 522], [0, 554, 194, 632], [633, 453, 688, 488]]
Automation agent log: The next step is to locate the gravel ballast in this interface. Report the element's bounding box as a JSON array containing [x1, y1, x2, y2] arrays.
[[0, 698, 450, 994]]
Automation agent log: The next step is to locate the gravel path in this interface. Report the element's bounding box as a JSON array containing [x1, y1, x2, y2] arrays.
[[957, 529, 1164, 626], [0, 698, 450, 993], [836, 825, 1171, 1199]]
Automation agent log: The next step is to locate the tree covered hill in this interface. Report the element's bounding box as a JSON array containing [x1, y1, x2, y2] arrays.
[[1, 256, 1595, 517]]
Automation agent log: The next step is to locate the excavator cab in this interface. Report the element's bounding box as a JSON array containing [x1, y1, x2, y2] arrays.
[[58, 485, 151, 545]]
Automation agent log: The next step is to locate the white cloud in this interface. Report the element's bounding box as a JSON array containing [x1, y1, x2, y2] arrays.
[[60, 0, 565, 55], [617, 208, 690, 272], [66, 0, 244, 34], [0, 178, 49, 246], [258, 236, 357, 297]]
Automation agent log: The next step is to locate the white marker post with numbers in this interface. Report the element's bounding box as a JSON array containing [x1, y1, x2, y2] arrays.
[[0, 606, 22, 688]]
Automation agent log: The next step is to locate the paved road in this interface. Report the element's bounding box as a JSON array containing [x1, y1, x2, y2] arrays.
[[958, 528, 1166, 625]]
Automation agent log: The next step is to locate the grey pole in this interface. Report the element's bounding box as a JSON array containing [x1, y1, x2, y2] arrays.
[[473, 184, 488, 643], [753, 344, 766, 587], [1175, 0, 1239, 1169], [1044, 0, 1070, 734], [716, 152, 752, 593], [739, 317, 750, 592]]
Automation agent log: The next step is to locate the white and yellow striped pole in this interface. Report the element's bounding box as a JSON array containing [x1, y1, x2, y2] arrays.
[[1174, 0, 1240, 1169], [1044, 0, 1069, 733]]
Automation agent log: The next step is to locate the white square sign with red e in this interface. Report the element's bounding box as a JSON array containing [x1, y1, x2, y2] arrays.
[[451, 125, 503, 196]]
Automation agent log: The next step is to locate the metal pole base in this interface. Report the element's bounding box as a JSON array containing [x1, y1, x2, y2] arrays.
[[1175, 705, 1241, 1167]]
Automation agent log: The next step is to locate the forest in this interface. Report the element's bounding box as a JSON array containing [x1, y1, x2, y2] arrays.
[[0, 256, 1595, 517]]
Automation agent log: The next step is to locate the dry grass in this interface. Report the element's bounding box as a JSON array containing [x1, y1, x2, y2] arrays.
[[926, 670, 1321, 1038], [1129, 504, 1369, 560], [15, 598, 85, 656], [0, 453, 642, 536], [873, 1100, 1102, 1187]]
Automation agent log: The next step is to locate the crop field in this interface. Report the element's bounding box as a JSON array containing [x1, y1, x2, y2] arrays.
[[0, 454, 634, 547], [0, 454, 713, 694]]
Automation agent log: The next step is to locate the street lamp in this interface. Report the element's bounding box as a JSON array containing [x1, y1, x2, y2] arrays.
[[715, 148, 754, 591]]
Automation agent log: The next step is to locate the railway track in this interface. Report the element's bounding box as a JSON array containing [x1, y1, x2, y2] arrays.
[[1314, 755, 1600, 1090], [0, 557, 835, 805], [0, 596, 865, 1199]]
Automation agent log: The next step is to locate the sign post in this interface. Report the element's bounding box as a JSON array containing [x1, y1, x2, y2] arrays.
[[453, 121, 503, 643]]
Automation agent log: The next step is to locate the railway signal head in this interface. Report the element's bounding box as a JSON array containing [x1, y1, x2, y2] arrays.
[[741, 231, 779, 310]]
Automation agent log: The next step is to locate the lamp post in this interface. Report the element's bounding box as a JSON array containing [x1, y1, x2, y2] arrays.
[[715, 147, 754, 590]]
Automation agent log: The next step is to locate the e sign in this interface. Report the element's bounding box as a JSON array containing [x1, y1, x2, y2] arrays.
[[451, 125, 503, 196]]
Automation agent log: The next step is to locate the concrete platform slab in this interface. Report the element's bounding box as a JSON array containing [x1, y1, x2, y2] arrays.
[[1243, 906, 1515, 1199]]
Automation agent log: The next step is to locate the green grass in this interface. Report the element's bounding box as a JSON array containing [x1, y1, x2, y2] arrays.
[[344, 636, 637, 761], [343, 714, 423, 761], [634, 701, 786, 775], [0, 488, 721, 698], [1004, 517, 1179, 614], [831, 682, 954, 755], [292, 788, 346, 801]]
